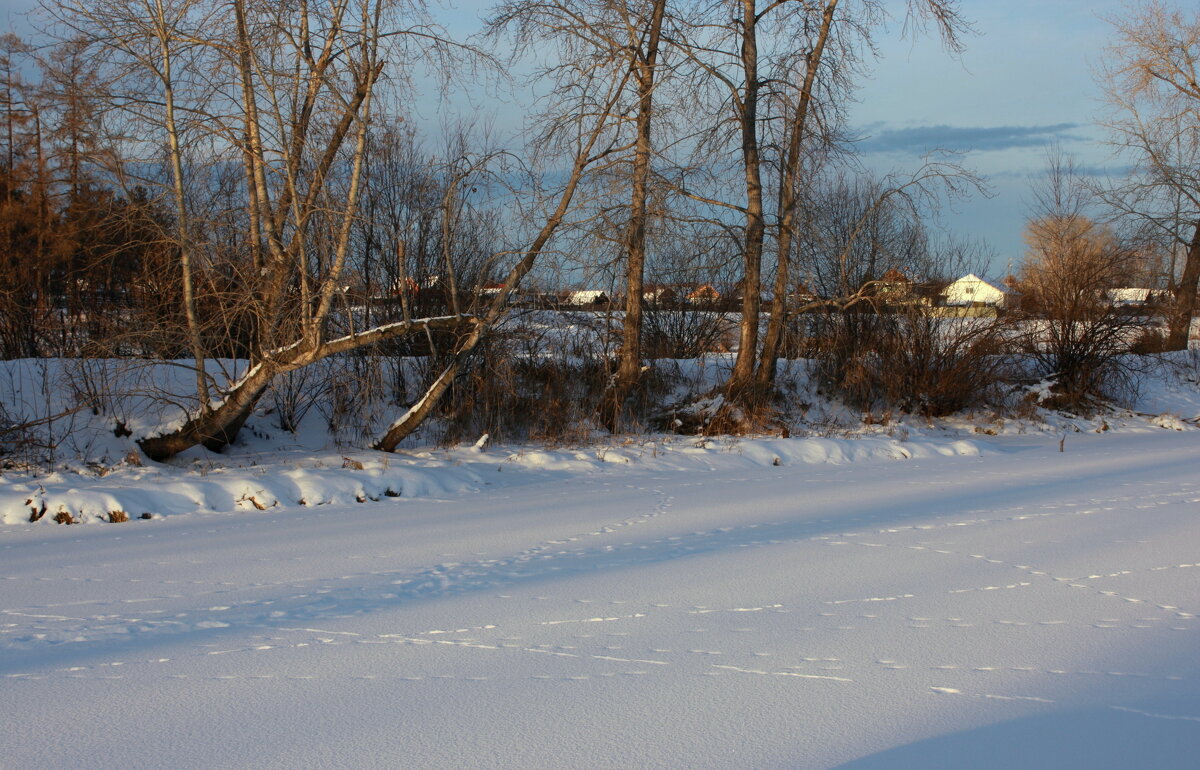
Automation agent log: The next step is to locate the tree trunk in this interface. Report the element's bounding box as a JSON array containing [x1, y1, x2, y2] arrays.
[[726, 0, 764, 398], [154, 0, 208, 408], [138, 315, 479, 461], [757, 0, 838, 388], [1166, 221, 1200, 350], [138, 371, 272, 461], [606, 0, 667, 430]]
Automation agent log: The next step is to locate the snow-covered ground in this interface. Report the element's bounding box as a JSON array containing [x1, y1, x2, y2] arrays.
[[4, 427, 1200, 768]]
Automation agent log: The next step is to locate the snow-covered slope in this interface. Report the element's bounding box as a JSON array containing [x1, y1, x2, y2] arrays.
[[5, 349, 1200, 526], [3, 430, 1199, 768]]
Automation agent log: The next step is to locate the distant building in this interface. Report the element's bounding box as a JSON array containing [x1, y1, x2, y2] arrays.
[[1106, 287, 1169, 307], [561, 290, 609, 307], [874, 268, 941, 308], [876, 268, 914, 296], [642, 285, 678, 306], [390, 277, 419, 296], [942, 273, 1020, 308], [791, 282, 821, 310], [685, 284, 722, 305]]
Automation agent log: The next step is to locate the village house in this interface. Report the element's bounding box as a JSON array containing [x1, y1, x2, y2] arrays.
[[875, 268, 914, 297], [685, 284, 722, 305], [561, 289, 610, 308], [942, 273, 1020, 308], [1106, 287, 1170, 308], [641, 284, 678, 306], [792, 282, 819, 303], [873, 268, 941, 308]]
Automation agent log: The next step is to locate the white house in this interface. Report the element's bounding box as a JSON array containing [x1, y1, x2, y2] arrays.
[[943, 274, 1018, 307], [1106, 287, 1169, 307]]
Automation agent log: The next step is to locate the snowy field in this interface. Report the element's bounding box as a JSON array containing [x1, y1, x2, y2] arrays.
[[4, 427, 1200, 768]]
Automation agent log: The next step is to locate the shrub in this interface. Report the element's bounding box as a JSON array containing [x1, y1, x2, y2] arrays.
[[811, 308, 1012, 417], [642, 310, 733, 359]]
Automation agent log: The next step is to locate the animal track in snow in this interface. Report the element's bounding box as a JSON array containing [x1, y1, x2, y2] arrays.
[[713, 664, 852, 683], [538, 613, 647, 626], [1110, 705, 1200, 723], [826, 594, 914, 605]]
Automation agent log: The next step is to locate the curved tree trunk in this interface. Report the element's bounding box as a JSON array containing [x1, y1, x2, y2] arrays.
[[138, 372, 273, 461], [138, 315, 478, 461], [757, 0, 838, 389], [1166, 222, 1200, 351]]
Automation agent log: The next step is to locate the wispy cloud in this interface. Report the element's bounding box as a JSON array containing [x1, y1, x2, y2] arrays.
[[986, 163, 1132, 181], [857, 123, 1087, 155]]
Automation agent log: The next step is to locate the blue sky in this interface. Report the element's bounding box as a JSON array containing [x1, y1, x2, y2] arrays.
[[427, 0, 1137, 271], [3, 0, 1151, 272], [849, 0, 1135, 271]]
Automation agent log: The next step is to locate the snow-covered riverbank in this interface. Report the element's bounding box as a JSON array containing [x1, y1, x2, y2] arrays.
[[4, 429, 1199, 768]]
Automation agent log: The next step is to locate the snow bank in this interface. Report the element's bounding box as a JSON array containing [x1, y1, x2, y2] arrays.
[[0, 433, 984, 525]]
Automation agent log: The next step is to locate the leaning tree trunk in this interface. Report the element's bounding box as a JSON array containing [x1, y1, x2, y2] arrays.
[[138, 315, 478, 461], [138, 370, 273, 461], [756, 0, 838, 388], [374, 188, 586, 452], [1166, 222, 1200, 351], [372, 78, 628, 452]]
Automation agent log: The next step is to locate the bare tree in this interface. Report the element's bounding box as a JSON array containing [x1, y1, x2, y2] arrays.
[[672, 0, 970, 402], [1098, 0, 1200, 350], [606, 0, 669, 429], [45, 0, 482, 460], [797, 159, 982, 299], [371, 0, 638, 450], [754, 0, 844, 389], [1020, 152, 1143, 409]]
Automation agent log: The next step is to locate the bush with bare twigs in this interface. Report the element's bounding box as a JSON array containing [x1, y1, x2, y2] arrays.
[[811, 308, 1012, 417], [641, 310, 734, 359], [1017, 152, 1152, 412]]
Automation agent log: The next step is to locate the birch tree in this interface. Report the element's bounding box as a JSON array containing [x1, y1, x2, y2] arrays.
[[46, 0, 480, 460], [606, 0, 669, 428], [676, 0, 969, 401], [371, 0, 637, 450]]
